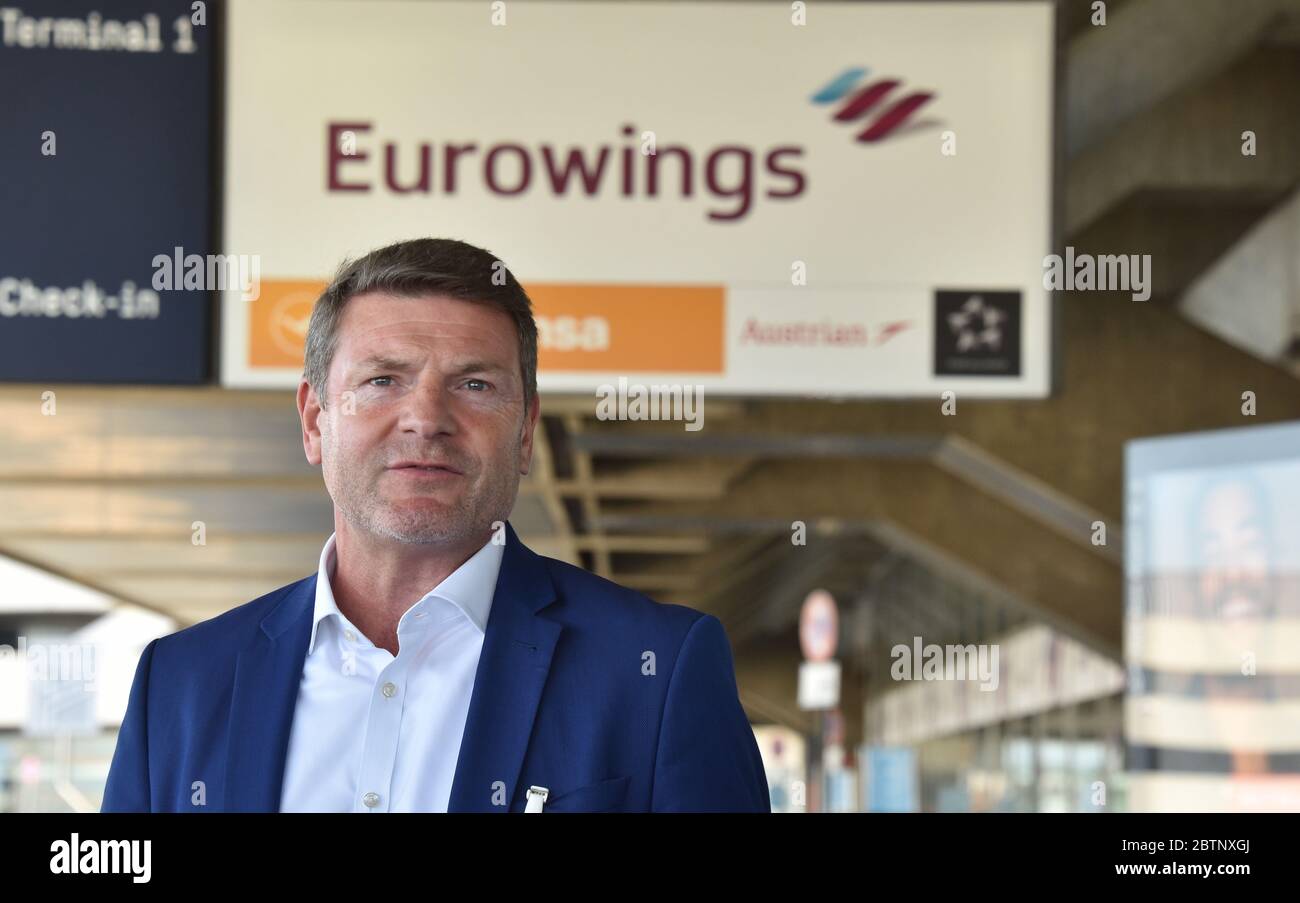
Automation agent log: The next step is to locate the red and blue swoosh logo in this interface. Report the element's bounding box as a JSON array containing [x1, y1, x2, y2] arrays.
[[812, 67, 938, 143]]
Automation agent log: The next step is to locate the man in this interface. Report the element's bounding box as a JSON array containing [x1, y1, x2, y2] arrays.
[[102, 237, 770, 813], [1183, 473, 1294, 777], [1130, 470, 1300, 794]]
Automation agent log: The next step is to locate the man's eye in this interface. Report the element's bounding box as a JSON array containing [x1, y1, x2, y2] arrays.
[[368, 376, 394, 387], [464, 379, 490, 391]]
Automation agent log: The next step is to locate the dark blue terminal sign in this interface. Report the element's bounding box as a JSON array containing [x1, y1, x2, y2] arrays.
[[0, 0, 213, 383]]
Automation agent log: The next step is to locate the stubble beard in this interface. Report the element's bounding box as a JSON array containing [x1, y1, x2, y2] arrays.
[[323, 415, 520, 547]]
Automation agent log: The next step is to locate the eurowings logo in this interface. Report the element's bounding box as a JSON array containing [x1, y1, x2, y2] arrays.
[[811, 67, 938, 143]]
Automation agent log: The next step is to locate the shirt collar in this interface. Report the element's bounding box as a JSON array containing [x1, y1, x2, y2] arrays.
[[308, 530, 505, 655]]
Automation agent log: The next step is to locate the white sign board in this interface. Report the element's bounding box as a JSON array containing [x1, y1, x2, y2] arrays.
[[222, 0, 1054, 396], [799, 660, 842, 711]]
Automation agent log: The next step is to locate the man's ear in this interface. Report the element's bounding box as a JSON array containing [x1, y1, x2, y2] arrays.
[[297, 379, 324, 466], [519, 391, 541, 475]]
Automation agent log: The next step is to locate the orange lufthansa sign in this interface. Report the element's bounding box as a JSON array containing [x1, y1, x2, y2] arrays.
[[528, 283, 724, 373], [247, 279, 725, 374], [249, 280, 325, 368]]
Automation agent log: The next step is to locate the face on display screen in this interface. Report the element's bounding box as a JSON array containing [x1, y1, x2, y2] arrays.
[[1130, 451, 1300, 808]]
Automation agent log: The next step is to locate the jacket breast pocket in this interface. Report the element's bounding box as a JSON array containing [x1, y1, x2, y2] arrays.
[[533, 775, 631, 813]]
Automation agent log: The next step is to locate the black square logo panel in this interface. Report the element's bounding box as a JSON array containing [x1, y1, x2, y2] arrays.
[[934, 290, 1022, 377]]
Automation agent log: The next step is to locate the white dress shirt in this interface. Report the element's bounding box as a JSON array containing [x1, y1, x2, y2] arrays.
[[278, 531, 505, 812]]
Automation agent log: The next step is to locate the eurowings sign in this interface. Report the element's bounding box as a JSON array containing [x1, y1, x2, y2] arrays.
[[222, 0, 1054, 397]]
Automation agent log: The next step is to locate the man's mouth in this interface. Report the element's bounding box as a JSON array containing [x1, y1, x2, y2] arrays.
[[384, 462, 467, 478], [1210, 585, 1269, 621], [388, 461, 464, 475], [1219, 595, 1263, 621]]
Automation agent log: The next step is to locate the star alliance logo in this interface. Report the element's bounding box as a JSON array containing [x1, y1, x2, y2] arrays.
[[933, 290, 1021, 377], [945, 294, 1006, 353]]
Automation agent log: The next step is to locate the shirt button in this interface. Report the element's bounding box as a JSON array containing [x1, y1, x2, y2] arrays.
[[381, 682, 397, 698], [362, 792, 380, 808], [344, 629, 356, 642]]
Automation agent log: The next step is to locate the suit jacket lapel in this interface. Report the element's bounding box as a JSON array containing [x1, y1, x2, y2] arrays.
[[448, 522, 562, 812], [224, 574, 315, 812], [221, 522, 561, 813]]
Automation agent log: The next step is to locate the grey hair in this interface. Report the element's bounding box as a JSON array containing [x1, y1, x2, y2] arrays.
[[303, 237, 538, 409]]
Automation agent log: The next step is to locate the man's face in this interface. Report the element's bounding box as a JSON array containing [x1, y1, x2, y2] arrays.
[[298, 292, 539, 546], [1195, 481, 1273, 658]]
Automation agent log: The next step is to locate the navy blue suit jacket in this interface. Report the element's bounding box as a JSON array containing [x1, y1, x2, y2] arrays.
[[101, 521, 770, 812]]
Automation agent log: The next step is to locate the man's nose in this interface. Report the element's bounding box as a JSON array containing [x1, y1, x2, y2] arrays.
[[398, 379, 457, 438]]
